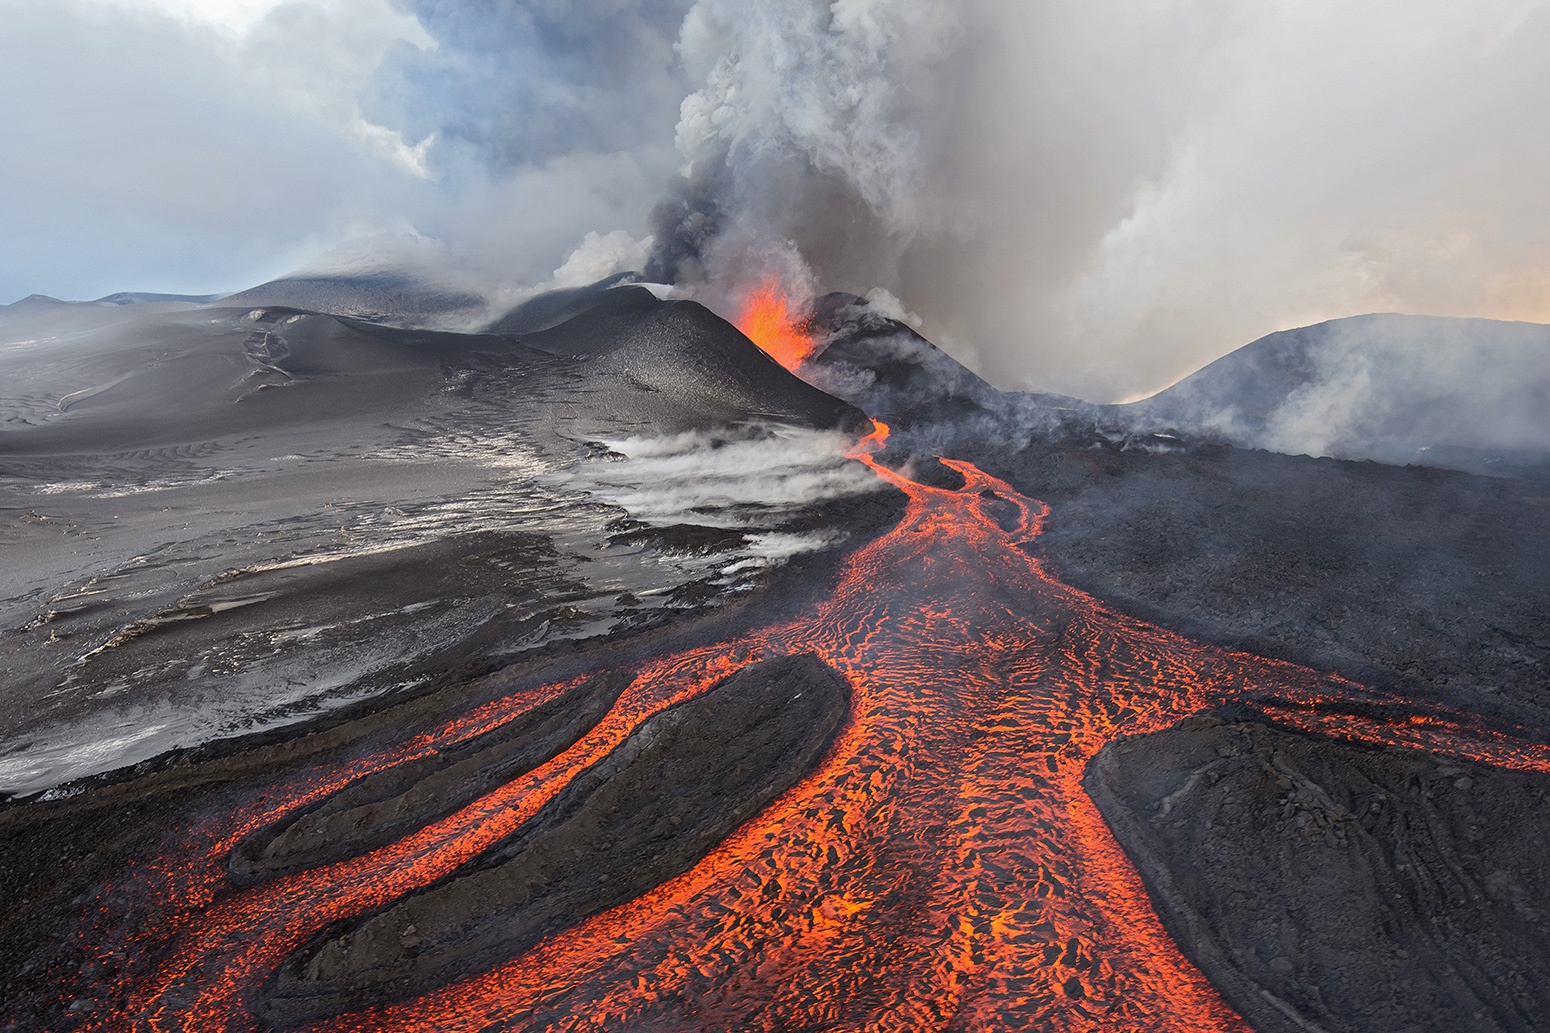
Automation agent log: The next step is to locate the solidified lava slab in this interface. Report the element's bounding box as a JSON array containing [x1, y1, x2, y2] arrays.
[[229, 673, 630, 884], [972, 437, 1550, 723], [605, 522, 750, 556], [263, 653, 850, 1026], [1087, 715, 1550, 1033], [871, 446, 968, 491]]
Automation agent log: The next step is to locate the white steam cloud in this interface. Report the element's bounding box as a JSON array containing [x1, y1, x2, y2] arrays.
[[566, 426, 884, 528]]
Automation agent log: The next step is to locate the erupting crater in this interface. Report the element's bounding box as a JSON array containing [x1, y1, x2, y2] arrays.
[[735, 280, 818, 372], [57, 317, 1550, 1033]]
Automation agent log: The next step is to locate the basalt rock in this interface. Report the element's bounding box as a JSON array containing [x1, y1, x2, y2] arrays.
[[1087, 715, 1550, 1033], [264, 653, 851, 1026], [229, 673, 629, 884]]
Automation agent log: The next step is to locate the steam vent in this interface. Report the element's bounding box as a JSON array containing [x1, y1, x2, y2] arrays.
[[5, 6, 1550, 1033]]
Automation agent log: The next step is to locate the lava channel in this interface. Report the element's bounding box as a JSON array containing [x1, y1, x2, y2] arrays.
[[65, 421, 1550, 1033]]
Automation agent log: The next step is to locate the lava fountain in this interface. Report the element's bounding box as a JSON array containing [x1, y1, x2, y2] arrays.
[[61, 316, 1550, 1032], [734, 280, 817, 371]]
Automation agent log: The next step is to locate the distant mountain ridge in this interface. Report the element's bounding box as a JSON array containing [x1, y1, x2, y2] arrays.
[[92, 291, 223, 306], [1125, 313, 1550, 478], [801, 300, 1550, 480], [221, 272, 488, 326], [11, 273, 1549, 479]]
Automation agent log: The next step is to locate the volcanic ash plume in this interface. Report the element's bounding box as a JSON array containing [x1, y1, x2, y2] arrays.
[[645, 0, 964, 311]]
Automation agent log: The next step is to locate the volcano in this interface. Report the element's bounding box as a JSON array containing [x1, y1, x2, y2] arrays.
[[1, 283, 1548, 1033]]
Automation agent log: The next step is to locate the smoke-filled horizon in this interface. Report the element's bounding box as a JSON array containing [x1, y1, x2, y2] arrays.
[[4, 0, 1549, 401]]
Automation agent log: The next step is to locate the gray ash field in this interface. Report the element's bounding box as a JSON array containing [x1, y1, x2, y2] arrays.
[[0, 285, 877, 796], [0, 279, 1547, 1033]]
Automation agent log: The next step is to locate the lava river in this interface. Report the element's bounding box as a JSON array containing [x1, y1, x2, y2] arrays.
[[68, 422, 1550, 1033]]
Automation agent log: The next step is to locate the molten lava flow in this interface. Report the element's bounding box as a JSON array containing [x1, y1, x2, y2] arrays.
[[851, 417, 891, 456], [734, 280, 816, 371], [69, 419, 1550, 1033]]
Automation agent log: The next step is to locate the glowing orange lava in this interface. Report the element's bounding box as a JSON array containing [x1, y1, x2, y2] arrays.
[[734, 280, 816, 371], [69, 417, 1550, 1033]]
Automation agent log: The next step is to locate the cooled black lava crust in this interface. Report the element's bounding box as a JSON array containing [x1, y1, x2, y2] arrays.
[[1088, 714, 1550, 1033], [264, 654, 851, 1026]]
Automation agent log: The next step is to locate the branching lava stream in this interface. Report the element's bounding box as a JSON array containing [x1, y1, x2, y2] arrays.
[[70, 418, 1550, 1033]]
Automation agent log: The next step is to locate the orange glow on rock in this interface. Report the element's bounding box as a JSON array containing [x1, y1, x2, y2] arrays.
[[68, 419, 1550, 1033], [735, 280, 816, 371]]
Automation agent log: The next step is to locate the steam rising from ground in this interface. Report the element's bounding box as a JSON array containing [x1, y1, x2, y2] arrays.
[[9, 1, 1550, 400], [565, 426, 884, 529], [1132, 314, 1550, 469]]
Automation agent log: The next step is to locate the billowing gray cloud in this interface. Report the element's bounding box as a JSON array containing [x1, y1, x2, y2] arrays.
[[642, 0, 1550, 401], [0, 0, 681, 305]]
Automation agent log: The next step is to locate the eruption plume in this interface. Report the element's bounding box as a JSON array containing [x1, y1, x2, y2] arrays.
[[13, 3, 1550, 400]]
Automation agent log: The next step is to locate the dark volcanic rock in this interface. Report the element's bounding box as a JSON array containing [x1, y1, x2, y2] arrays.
[[872, 446, 966, 491], [1087, 715, 1550, 1033], [519, 292, 868, 433], [606, 522, 750, 555], [804, 292, 1001, 429], [264, 653, 851, 1026], [972, 439, 1550, 724], [229, 673, 628, 884]]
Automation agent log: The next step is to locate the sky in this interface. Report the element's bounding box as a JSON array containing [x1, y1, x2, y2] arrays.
[[3, 0, 1548, 401]]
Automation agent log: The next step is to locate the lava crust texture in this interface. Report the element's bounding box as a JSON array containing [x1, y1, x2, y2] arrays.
[[1089, 715, 1550, 1033]]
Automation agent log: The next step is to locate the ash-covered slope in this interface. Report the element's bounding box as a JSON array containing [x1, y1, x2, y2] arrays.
[[520, 287, 866, 434], [0, 286, 882, 796], [1127, 314, 1550, 479], [221, 272, 489, 327], [1, 290, 860, 452], [482, 273, 648, 336]]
